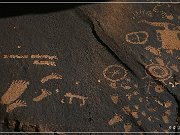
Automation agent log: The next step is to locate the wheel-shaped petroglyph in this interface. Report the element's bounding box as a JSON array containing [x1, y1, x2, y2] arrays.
[[103, 64, 128, 88], [145, 64, 172, 81], [126, 31, 149, 45]]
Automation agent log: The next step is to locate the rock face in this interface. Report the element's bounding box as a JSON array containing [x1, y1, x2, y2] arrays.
[[0, 1, 179, 133]]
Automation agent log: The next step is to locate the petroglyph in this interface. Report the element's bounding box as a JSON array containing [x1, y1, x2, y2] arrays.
[[2, 55, 29, 59], [111, 95, 119, 104], [140, 20, 180, 51], [33, 89, 52, 102], [64, 93, 88, 107], [6, 100, 27, 113], [143, 58, 173, 83], [162, 110, 171, 124], [103, 64, 128, 89], [145, 46, 161, 55], [131, 111, 139, 119], [132, 10, 154, 20], [164, 101, 172, 108], [145, 102, 157, 112], [145, 64, 172, 81], [31, 54, 58, 60], [124, 123, 132, 132], [33, 60, 56, 66], [169, 81, 180, 87], [122, 106, 131, 115], [170, 64, 179, 72], [155, 57, 165, 66], [108, 114, 123, 126], [126, 31, 149, 45], [155, 85, 165, 93], [41, 73, 62, 83], [0, 80, 29, 105]]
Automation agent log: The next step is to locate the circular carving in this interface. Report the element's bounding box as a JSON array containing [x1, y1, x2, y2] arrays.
[[145, 64, 172, 81], [103, 64, 128, 82]]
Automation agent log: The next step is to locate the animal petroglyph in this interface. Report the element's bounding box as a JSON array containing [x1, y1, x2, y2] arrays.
[[0, 80, 29, 105], [140, 20, 180, 51], [64, 93, 88, 107], [103, 64, 128, 88], [33, 89, 52, 102], [108, 114, 123, 126], [125, 31, 149, 45], [33, 60, 56, 66], [6, 100, 27, 113], [145, 46, 161, 55], [41, 73, 62, 83]]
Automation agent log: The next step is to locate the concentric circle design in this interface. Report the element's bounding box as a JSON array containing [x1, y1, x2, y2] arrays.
[[145, 64, 172, 81]]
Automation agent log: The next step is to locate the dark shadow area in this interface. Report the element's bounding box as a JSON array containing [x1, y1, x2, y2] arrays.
[[0, 4, 86, 18]]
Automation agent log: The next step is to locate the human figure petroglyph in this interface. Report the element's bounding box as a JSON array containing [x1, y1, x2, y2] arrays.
[[6, 100, 27, 113], [41, 73, 62, 83], [139, 20, 180, 51], [33, 89, 52, 102], [0, 80, 29, 105], [64, 93, 88, 107], [125, 31, 149, 45]]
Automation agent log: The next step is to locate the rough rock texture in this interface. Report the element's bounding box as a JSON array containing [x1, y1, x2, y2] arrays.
[[0, 1, 179, 134]]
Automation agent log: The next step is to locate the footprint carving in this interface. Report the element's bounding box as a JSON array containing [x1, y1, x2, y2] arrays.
[[6, 99, 27, 113], [33, 89, 52, 102], [0, 80, 29, 105]]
